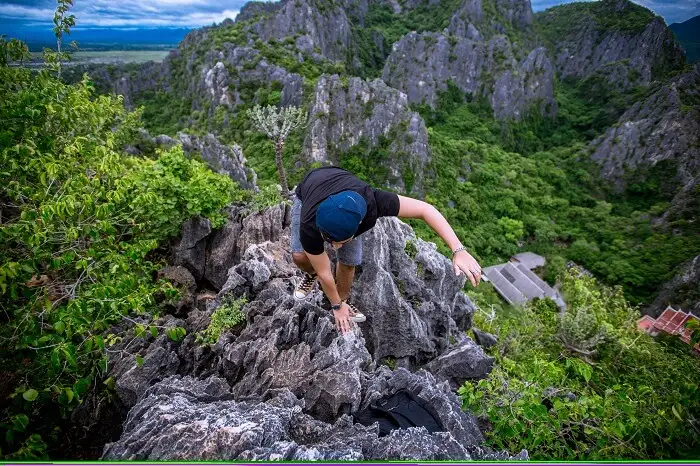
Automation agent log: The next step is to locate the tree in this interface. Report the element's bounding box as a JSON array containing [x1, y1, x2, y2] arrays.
[[246, 104, 307, 198], [8, 38, 31, 66], [43, 0, 76, 79]]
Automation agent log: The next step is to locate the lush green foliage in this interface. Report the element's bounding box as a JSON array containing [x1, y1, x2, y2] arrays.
[[537, 0, 658, 46], [352, 0, 463, 78], [196, 296, 247, 345], [406, 82, 700, 306], [461, 272, 700, 459], [0, 62, 239, 458], [243, 184, 287, 214]]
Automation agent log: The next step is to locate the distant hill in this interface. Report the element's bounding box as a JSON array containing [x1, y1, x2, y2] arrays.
[[670, 14, 700, 63]]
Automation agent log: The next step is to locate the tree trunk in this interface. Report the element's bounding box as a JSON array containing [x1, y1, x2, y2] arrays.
[[275, 138, 290, 198]]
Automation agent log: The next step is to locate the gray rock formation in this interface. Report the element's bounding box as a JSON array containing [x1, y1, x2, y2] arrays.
[[193, 45, 305, 112], [351, 218, 477, 367], [236, 1, 283, 23], [103, 207, 513, 460], [171, 202, 289, 290], [449, 0, 535, 44], [204, 203, 290, 289], [587, 64, 700, 210], [472, 327, 498, 349], [425, 337, 494, 389], [537, 0, 684, 89], [177, 132, 258, 190], [647, 254, 700, 317], [253, 0, 354, 63], [102, 374, 525, 460], [382, 0, 556, 120], [304, 74, 431, 193]]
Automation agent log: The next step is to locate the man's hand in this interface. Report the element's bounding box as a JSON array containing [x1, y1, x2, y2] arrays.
[[333, 302, 353, 334], [453, 250, 482, 286]]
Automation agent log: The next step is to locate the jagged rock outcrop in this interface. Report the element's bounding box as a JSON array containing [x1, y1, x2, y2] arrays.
[[382, 0, 556, 120], [177, 133, 258, 190], [102, 374, 526, 460], [235, 0, 283, 23], [449, 0, 535, 44], [170, 203, 290, 290], [425, 336, 494, 389], [253, 0, 355, 63], [103, 207, 514, 460], [192, 45, 305, 112], [587, 64, 700, 209], [351, 218, 476, 366], [647, 255, 700, 317], [304, 74, 431, 193], [537, 0, 684, 89]]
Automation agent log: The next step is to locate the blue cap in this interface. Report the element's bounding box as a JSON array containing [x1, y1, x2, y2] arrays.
[[316, 190, 367, 241]]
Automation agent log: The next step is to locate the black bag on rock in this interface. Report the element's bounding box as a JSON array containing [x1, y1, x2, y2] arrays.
[[353, 389, 445, 436]]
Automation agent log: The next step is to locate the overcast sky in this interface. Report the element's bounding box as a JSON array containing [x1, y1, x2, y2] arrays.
[[0, 0, 697, 33]]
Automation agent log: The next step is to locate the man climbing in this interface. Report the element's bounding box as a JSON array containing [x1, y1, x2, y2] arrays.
[[290, 166, 482, 334]]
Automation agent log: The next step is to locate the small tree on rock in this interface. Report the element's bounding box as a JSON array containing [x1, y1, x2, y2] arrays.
[[246, 104, 307, 198]]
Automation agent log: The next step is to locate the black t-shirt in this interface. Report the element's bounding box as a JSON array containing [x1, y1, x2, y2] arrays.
[[295, 167, 400, 255]]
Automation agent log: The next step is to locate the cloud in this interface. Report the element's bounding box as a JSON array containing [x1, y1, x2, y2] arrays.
[[0, 0, 250, 27], [1, 0, 698, 30]]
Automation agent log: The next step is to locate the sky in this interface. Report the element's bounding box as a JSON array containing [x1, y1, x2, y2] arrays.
[[1, 0, 698, 45]]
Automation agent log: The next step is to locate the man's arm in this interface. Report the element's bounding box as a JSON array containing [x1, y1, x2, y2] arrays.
[[397, 195, 482, 286], [305, 251, 354, 334]]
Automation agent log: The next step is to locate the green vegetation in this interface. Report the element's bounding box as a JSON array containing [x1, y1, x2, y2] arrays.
[[0, 48, 241, 458], [462, 271, 700, 459], [244, 184, 287, 214], [351, 0, 463, 78], [405, 81, 700, 306], [537, 0, 658, 46], [197, 296, 247, 345]]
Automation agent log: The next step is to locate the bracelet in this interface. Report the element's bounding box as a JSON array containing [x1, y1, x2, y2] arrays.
[[452, 246, 466, 256]]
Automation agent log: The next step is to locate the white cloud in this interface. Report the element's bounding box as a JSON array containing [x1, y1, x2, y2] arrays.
[[0, 1, 243, 27]]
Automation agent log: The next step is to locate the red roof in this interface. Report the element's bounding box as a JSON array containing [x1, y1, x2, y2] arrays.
[[638, 307, 699, 353], [637, 315, 656, 331]]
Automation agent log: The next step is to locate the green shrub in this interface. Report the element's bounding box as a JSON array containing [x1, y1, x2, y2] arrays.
[[0, 65, 239, 458], [197, 296, 247, 344], [460, 271, 700, 459]]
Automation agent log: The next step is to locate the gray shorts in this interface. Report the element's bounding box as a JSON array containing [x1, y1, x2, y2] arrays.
[[290, 197, 363, 266]]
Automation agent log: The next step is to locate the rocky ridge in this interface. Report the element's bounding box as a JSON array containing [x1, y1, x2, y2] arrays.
[[382, 0, 557, 120], [100, 205, 509, 460], [304, 74, 432, 193], [537, 0, 684, 89], [587, 64, 700, 213]]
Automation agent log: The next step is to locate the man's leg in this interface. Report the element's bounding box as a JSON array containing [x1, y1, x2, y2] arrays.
[[336, 235, 362, 310], [293, 252, 315, 275], [290, 197, 317, 299], [336, 262, 355, 302]]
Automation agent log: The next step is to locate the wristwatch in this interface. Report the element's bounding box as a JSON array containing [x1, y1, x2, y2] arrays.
[[331, 301, 344, 311]]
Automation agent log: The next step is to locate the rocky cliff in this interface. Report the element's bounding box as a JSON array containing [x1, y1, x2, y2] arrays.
[[382, 0, 557, 120], [97, 205, 516, 460], [587, 64, 700, 212], [304, 74, 432, 193], [537, 0, 685, 89]]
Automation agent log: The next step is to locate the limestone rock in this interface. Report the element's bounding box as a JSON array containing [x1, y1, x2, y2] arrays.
[[382, 0, 556, 121], [304, 74, 431, 194], [537, 0, 684, 88], [425, 337, 494, 389]]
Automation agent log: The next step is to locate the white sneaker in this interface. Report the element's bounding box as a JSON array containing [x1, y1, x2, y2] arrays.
[[294, 273, 317, 300], [347, 301, 366, 323]]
